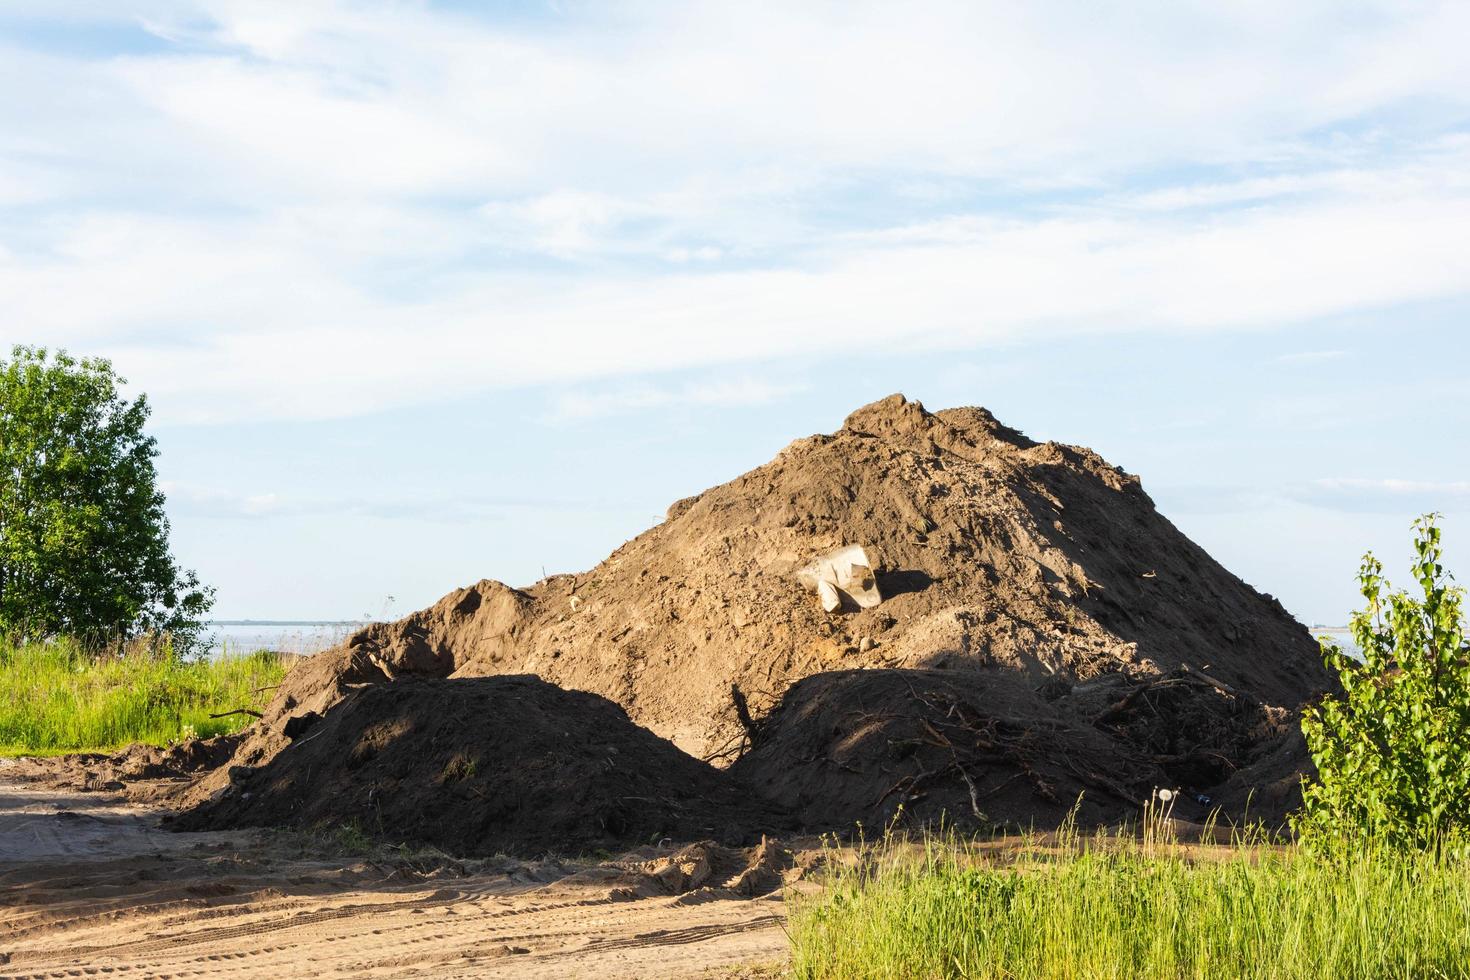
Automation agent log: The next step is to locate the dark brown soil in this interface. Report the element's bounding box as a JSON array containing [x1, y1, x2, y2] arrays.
[[731, 669, 1148, 831], [172, 675, 789, 857], [121, 394, 1329, 844], [730, 666, 1295, 832]]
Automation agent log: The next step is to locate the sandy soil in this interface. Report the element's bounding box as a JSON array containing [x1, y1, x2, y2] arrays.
[[0, 773, 791, 979]]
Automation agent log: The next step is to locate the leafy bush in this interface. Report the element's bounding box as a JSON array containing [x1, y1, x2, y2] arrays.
[[1297, 514, 1470, 851], [0, 346, 213, 651]]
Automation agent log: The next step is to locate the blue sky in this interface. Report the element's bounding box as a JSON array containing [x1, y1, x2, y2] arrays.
[[3, 2, 1468, 623]]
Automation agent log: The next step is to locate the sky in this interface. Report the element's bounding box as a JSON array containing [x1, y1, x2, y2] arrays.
[[3, 1, 1468, 625]]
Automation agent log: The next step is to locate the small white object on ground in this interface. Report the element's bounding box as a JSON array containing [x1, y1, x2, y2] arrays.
[[796, 544, 883, 613]]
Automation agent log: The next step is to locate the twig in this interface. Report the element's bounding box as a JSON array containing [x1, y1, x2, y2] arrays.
[[731, 684, 759, 738], [1179, 663, 1242, 699], [1063, 756, 1142, 806], [918, 719, 988, 821], [208, 708, 264, 719], [700, 730, 748, 765]]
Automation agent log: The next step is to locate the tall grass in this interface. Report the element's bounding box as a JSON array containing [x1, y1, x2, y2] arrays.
[[0, 637, 288, 754], [788, 823, 1470, 979]]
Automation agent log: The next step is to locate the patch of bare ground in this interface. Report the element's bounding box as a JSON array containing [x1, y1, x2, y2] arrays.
[[0, 774, 801, 979]]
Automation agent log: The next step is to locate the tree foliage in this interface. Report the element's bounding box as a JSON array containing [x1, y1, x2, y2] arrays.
[[0, 346, 212, 652], [1297, 514, 1470, 851]]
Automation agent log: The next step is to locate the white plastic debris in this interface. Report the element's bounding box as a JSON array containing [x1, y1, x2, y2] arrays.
[[797, 544, 883, 613]]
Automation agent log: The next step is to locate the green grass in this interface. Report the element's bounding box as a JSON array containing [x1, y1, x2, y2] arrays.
[[788, 825, 1470, 979], [0, 637, 288, 755]]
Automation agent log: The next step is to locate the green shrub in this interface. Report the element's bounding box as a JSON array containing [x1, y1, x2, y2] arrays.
[[1297, 514, 1470, 851]]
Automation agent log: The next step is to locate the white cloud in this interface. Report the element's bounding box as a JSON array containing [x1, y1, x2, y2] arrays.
[[480, 191, 631, 260], [1313, 478, 1470, 497], [103, 1, 1470, 191], [160, 480, 644, 521], [8, 2, 1470, 207], [5, 163, 1470, 423], [240, 492, 283, 516], [1153, 479, 1470, 518], [549, 377, 809, 422], [1276, 478, 1470, 514], [3, 2, 1470, 423]]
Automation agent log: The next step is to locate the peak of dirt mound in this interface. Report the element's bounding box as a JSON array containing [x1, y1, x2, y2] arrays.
[[167, 394, 1329, 835], [175, 676, 787, 856]]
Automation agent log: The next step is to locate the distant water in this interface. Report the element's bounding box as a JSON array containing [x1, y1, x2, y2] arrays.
[[207, 621, 360, 657], [1312, 627, 1362, 660]]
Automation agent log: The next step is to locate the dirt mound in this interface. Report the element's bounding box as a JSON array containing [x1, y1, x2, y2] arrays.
[[730, 667, 1296, 831], [159, 393, 1328, 834], [243, 395, 1322, 756], [174, 675, 788, 856]]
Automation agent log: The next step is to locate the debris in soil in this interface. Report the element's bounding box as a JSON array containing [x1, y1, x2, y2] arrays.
[[797, 544, 884, 612], [731, 669, 1146, 830], [730, 667, 1294, 831], [1087, 664, 1288, 788], [81, 393, 1330, 840], [633, 838, 795, 897], [1207, 727, 1318, 820], [173, 676, 789, 857]]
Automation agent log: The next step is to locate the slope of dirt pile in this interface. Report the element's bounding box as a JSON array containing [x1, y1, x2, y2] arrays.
[[730, 666, 1296, 831], [160, 393, 1329, 832], [174, 675, 789, 856], [303, 393, 1325, 755]]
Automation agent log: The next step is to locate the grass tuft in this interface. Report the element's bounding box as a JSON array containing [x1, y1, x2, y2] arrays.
[[0, 636, 288, 754]]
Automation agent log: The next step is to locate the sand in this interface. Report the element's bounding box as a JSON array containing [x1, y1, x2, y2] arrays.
[[0, 765, 795, 978]]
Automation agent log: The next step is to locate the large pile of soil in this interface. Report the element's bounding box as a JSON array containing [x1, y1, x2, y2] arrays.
[[175, 675, 787, 856], [272, 396, 1324, 746], [169, 394, 1329, 841]]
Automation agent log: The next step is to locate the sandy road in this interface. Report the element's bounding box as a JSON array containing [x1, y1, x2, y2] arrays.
[[0, 777, 791, 978]]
